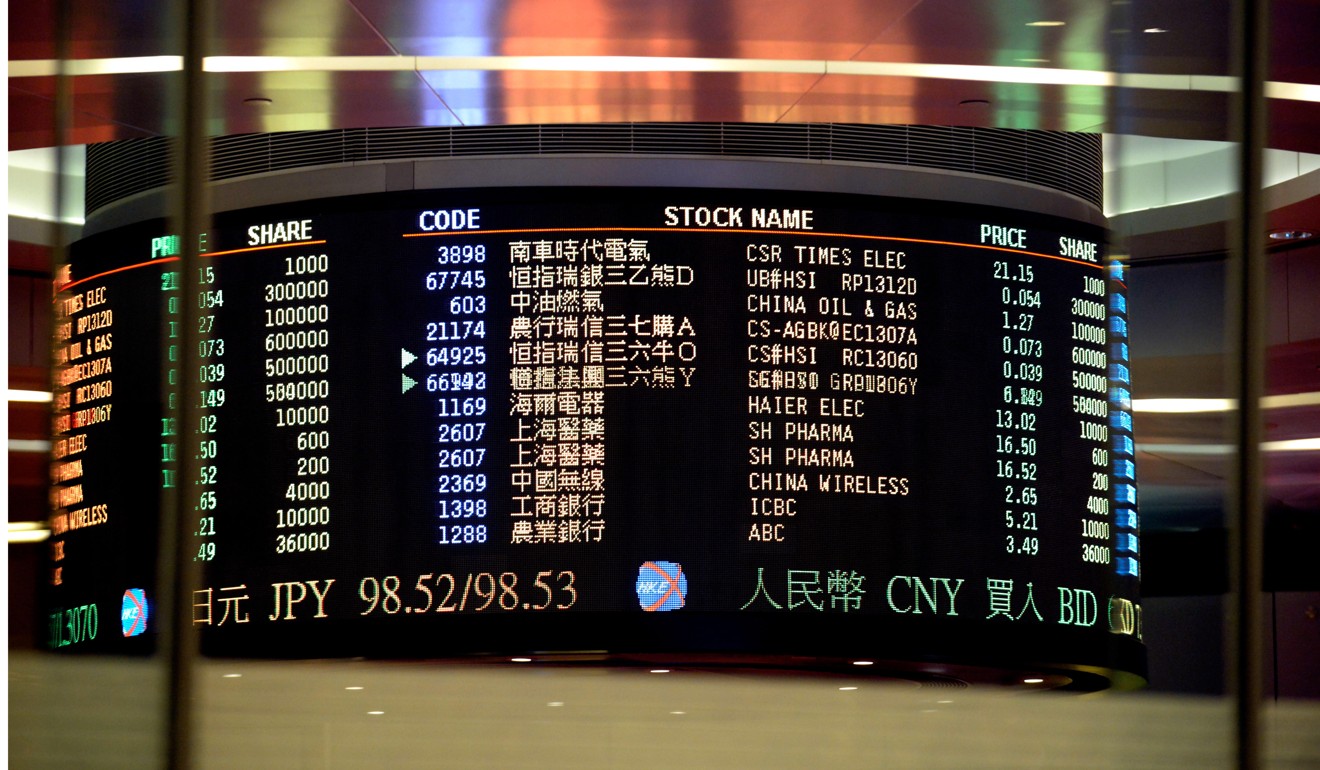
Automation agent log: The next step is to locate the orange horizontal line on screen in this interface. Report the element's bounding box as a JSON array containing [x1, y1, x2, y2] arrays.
[[58, 239, 327, 293]]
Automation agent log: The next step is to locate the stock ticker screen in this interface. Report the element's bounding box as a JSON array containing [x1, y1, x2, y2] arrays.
[[47, 185, 1144, 681]]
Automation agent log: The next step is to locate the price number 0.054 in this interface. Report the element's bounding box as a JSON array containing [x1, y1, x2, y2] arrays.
[[358, 570, 577, 615]]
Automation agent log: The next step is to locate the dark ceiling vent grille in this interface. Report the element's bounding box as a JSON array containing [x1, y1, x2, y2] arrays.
[[84, 136, 173, 212], [85, 123, 1102, 214]]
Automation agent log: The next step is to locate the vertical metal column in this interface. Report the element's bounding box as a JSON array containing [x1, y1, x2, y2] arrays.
[[1228, 1, 1268, 768], [162, 0, 210, 767], [51, 4, 71, 329]]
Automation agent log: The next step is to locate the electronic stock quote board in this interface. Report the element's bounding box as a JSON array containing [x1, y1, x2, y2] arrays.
[[48, 183, 1144, 684]]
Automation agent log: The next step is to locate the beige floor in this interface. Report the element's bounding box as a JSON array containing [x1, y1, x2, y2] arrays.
[[9, 651, 1320, 769]]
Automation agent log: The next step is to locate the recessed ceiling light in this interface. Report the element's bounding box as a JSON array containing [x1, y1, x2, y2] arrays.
[[367, 711, 385, 716], [937, 700, 954, 704], [1026, 20, 1066, 27], [1023, 678, 1045, 684], [670, 711, 687, 716], [222, 673, 242, 679], [547, 701, 564, 707], [1143, 28, 1168, 34], [852, 660, 874, 666], [511, 657, 532, 663], [345, 686, 364, 691], [650, 669, 670, 674], [839, 686, 859, 691], [1269, 229, 1314, 241]]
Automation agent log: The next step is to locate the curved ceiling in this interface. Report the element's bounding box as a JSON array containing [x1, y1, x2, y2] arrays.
[[7, 0, 1320, 150]]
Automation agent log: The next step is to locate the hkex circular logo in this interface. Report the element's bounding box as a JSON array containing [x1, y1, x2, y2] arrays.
[[122, 588, 148, 637], [636, 561, 687, 612]]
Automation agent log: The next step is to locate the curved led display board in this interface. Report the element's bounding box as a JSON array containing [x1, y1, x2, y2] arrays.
[[48, 161, 1143, 687]]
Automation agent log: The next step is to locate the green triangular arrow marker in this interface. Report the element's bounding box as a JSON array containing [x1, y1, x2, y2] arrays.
[[402, 373, 417, 394], [401, 348, 417, 368]]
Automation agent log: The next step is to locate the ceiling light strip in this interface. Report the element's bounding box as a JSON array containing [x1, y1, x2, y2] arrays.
[[7, 55, 183, 77], [7, 56, 1320, 103], [1262, 392, 1320, 409], [1131, 398, 1235, 413], [1139, 438, 1320, 454], [1266, 81, 1320, 102], [203, 55, 406, 72], [9, 389, 54, 403], [826, 60, 1113, 86], [207, 54, 828, 74], [413, 55, 824, 74], [1132, 392, 1320, 413], [8, 522, 52, 543]]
